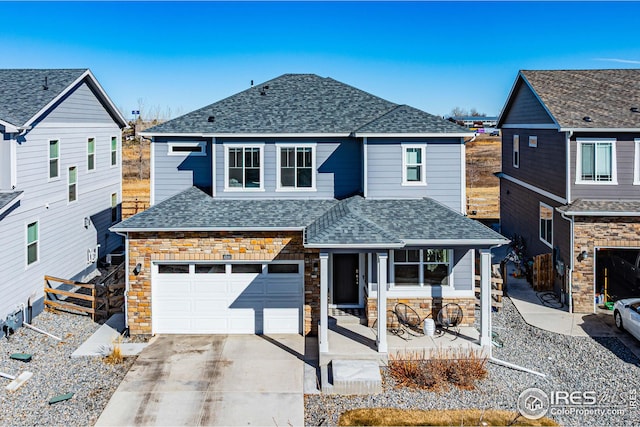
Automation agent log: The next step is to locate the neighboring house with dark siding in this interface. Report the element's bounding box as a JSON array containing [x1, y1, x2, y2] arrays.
[[497, 69, 640, 313], [0, 69, 127, 329], [113, 74, 507, 366]]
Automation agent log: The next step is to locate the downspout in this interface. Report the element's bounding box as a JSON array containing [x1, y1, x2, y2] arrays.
[[560, 211, 574, 313], [115, 231, 130, 331], [363, 137, 368, 198], [566, 131, 573, 205]]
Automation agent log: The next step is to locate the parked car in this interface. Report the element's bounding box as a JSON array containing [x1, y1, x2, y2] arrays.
[[614, 298, 640, 341], [610, 250, 640, 287], [488, 128, 500, 136]]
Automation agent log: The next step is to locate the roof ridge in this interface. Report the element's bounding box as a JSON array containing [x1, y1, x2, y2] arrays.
[[352, 104, 404, 134]]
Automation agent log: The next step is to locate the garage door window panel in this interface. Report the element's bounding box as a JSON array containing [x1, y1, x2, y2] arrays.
[[158, 264, 190, 274], [195, 264, 225, 274], [231, 264, 263, 274], [267, 264, 300, 274]]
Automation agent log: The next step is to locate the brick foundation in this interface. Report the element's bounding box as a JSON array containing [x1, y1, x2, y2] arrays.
[[364, 295, 476, 327], [127, 231, 320, 336], [572, 217, 640, 313]]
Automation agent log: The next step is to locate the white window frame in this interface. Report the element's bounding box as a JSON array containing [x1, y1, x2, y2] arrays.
[[167, 141, 207, 156], [539, 202, 553, 248], [634, 139, 640, 185], [390, 248, 452, 288], [111, 192, 118, 224], [110, 136, 118, 168], [513, 134, 520, 168], [401, 144, 427, 186], [26, 220, 39, 267], [223, 143, 265, 191], [48, 139, 60, 181], [68, 165, 78, 203], [87, 137, 96, 172], [528, 135, 538, 148], [575, 138, 617, 185], [275, 143, 317, 191]]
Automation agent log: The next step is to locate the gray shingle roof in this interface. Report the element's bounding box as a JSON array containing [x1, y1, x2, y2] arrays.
[[520, 69, 640, 129], [558, 199, 640, 216], [113, 187, 338, 230], [145, 74, 470, 135], [113, 187, 507, 247], [0, 69, 87, 126], [0, 191, 23, 214], [356, 105, 469, 134]]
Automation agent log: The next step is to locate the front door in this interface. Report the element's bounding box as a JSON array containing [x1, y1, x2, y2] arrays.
[[333, 254, 359, 305]]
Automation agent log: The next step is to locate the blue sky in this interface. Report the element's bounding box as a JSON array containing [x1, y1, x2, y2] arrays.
[[3, 1, 640, 120]]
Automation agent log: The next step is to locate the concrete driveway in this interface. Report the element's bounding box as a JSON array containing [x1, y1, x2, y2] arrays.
[[96, 334, 304, 426]]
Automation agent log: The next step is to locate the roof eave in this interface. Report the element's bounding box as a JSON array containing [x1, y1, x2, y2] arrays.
[[354, 132, 473, 138], [0, 192, 24, 217], [560, 127, 640, 133], [110, 226, 306, 233], [139, 132, 352, 138], [497, 71, 561, 129], [556, 210, 640, 217], [402, 238, 510, 247], [0, 119, 20, 133], [304, 242, 405, 249]]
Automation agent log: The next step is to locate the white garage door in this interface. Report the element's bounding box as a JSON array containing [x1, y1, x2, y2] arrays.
[[152, 261, 303, 334]]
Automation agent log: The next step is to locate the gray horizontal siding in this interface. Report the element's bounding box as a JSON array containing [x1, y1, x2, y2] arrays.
[[366, 138, 463, 211], [452, 249, 473, 292], [153, 137, 212, 203], [38, 82, 115, 124], [502, 80, 555, 125], [0, 97, 122, 320], [570, 133, 640, 200], [501, 129, 567, 198]]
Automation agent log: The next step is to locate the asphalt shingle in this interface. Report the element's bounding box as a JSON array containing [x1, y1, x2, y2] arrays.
[[0, 69, 87, 126], [0, 191, 23, 213], [520, 69, 640, 129], [145, 74, 470, 135], [114, 187, 507, 247], [558, 199, 640, 216]]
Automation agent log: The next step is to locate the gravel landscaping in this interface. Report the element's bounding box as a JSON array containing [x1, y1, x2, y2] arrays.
[[0, 311, 134, 426], [305, 297, 640, 426]]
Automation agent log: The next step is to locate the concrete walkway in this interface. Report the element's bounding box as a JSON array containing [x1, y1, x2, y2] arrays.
[[505, 264, 640, 358], [96, 334, 304, 426]]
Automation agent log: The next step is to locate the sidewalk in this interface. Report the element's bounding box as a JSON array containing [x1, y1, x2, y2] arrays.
[[504, 263, 640, 359]]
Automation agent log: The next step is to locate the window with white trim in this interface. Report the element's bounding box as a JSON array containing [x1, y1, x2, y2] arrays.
[[393, 249, 450, 287], [225, 145, 263, 190], [634, 139, 640, 185], [576, 139, 616, 184], [87, 137, 95, 171], [111, 192, 118, 223], [49, 139, 59, 179], [539, 203, 553, 247], [110, 136, 118, 167], [513, 134, 520, 168], [277, 144, 315, 190], [168, 141, 206, 156], [68, 166, 77, 202], [402, 144, 426, 185], [27, 221, 38, 265], [529, 135, 537, 148]]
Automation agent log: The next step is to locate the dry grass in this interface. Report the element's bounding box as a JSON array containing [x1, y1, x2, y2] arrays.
[[104, 336, 124, 365], [388, 348, 487, 392], [338, 408, 559, 426], [122, 138, 151, 218], [466, 135, 500, 219]]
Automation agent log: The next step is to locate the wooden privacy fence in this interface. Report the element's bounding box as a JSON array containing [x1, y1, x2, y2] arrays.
[[474, 272, 504, 311], [44, 263, 125, 322], [533, 253, 554, 291]]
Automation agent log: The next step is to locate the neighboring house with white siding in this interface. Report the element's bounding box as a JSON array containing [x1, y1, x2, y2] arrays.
[[0, 69, 127, 329], [113, 74, 507, 368]]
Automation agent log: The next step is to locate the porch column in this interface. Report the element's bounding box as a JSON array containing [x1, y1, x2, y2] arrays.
[[479, 249, 492, 351], [319, 252, 329, 353], [376, 252, 388, 353]]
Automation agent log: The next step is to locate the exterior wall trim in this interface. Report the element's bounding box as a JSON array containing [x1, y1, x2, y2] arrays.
[[141, 132, 351, 138], [501, 124, 559, 129], [354, 132, 473, 138], [498, 173, 566, 204]]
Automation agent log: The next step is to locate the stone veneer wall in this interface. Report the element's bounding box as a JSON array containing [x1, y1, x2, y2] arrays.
[[126, 231, 320, 336], [572, 217, 640, 313], [365, 296, 476, 328]]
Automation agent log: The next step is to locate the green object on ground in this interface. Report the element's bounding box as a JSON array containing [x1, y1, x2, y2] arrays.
[[605, 301, 614, 310], [49, 392, 74, 404], [10, 353, 32, 362]]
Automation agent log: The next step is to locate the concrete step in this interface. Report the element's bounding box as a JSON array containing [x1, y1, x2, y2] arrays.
[[328, 359, 382, 395], [329, 308, 365, 325]]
